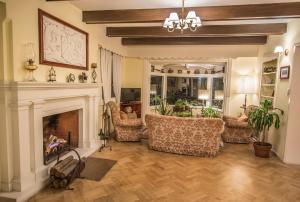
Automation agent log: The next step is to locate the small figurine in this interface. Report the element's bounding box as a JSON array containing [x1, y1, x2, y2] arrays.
[[48, 67, 56, 82], [78, 72, 88, 83], [67, 73, 75, 83]]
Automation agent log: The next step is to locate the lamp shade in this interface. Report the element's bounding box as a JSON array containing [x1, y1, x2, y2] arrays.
[[169, 12, 179, 22], [236, 75, 256, 94], [186, 11, 197, 19]]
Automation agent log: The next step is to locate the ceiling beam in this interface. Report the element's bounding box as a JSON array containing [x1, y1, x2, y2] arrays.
[[83, 2, 300, 24], [107, 23, 287, 37], [121, 36, 268, 46]]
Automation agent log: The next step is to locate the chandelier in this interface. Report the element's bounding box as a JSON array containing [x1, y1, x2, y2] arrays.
[[163, 0, 202, 33]]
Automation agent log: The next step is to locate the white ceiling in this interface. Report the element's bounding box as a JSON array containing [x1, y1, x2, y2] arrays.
[[72, 0, 300, 11]]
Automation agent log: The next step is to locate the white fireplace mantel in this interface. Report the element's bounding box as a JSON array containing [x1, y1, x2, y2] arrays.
[[0, 81, 103, 201]]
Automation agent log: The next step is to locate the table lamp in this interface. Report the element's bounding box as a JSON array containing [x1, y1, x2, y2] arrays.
[[236, 75, 256, 112]]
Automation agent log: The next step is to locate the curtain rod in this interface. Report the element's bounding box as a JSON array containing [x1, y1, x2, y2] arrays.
[[98, 44, 123, 57]]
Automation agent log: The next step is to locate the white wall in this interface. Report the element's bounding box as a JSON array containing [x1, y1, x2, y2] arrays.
[[258, 19, 300, 162], [227, 57, 260, 117], [285, 46, 300, 164], [4, 0, 127, 82]]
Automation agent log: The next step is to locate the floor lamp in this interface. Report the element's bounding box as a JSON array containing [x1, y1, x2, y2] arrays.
[[237, 75, 256, 112]]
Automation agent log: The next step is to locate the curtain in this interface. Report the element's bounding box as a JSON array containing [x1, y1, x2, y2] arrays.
[[100, 49, 112, 103], [112, 54, 123, 103]]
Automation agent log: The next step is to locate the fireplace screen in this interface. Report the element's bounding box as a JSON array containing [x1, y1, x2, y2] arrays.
[[43, 110, 79, 165]]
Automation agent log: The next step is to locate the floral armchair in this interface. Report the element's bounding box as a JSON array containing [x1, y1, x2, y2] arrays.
[[222, 105, 257, 144], [107, 101, 143, 142]]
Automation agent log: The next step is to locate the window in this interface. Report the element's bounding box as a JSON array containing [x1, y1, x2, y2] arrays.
[[150, 76, 163, 106], [212, 77, 224, 109]]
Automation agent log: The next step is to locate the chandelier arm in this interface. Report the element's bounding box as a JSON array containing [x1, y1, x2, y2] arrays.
[[189, 25, 198, 32], [167, 26, 175, 32]]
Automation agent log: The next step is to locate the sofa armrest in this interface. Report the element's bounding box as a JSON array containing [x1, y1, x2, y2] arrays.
[[116, 118, 143, 127]]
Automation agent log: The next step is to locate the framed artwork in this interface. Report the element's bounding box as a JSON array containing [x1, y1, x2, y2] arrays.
[[280, 66, 290, 80], [38, 9, 89, 70]]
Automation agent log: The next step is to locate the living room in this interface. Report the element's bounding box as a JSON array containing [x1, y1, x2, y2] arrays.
[[1, 0, 300, 201]]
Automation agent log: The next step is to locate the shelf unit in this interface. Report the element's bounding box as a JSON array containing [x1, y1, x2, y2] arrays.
[[260, 59, 278, 106]]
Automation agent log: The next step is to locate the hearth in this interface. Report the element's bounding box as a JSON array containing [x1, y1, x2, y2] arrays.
[[43, 110, 79, 165]]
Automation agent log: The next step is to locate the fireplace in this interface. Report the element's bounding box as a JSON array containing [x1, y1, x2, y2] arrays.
[[43, 110, 79, 165]]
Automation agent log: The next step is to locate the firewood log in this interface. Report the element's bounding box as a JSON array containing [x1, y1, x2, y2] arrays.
[[59, 159, 78, 178], [59, 179, 68, 188], [52, 179, 60, 189], [50, 156, 74, 176]]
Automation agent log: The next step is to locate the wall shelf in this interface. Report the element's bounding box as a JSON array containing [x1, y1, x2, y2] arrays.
[[260, 58, 278, 106]]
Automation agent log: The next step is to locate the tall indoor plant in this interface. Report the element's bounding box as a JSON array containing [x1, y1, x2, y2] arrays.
[[248, 100, 284, 158]]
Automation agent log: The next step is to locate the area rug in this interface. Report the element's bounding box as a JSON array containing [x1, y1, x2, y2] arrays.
[[80, 157, 117, 181]]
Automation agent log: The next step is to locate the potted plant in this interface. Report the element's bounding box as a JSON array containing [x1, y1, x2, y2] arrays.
[[173, 99, 189, 112], [248, 100, 284, 158], [155, 98, 173, 116], [201, 106, 221, 118]]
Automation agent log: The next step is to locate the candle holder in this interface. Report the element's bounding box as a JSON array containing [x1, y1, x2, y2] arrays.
[[91, 63, 97, 83]]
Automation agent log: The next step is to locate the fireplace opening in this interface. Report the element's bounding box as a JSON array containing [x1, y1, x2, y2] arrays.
[[43, 110, 79, 165]]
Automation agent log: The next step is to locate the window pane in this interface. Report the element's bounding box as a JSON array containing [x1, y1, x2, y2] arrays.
[[212, 77, 224, 110], [150, 76, 163, 106], [166, 77, 207, 106]]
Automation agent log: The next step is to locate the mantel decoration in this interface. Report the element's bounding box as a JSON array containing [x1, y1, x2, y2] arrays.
[[38, 9, 89, 70], [78, 72, 88, 83], [24, 43, 38, 82], [91, 63, 97, 83], [48, 67, 56, 82], [163, 0, 202, 33], [66, 73, 75, 83]]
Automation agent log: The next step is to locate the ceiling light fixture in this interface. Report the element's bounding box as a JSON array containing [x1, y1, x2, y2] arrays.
[[163, 0, 202, 33]]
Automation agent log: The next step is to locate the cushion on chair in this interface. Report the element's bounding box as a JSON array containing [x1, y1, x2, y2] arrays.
[[120, 111, 129, 120], [237, 114, 248, 122]]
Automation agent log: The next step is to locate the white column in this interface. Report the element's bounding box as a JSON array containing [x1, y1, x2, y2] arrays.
[[31, 100, 45, 178], [10, 101, 35, 192]]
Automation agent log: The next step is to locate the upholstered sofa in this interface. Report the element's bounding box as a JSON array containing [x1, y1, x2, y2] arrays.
[[222, 105, 256, 144], [145, 114, 225, 157], [108, 101, 143, 142]]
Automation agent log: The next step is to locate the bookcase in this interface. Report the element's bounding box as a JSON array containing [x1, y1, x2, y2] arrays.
[[260, 58, 278, 107]]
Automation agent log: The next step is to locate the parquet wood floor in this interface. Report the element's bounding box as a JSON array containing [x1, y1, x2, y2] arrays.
[[29, 142, 300, 202]]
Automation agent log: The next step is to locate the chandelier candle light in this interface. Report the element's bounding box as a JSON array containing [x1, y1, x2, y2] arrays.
[[163, 0, 202, 33]]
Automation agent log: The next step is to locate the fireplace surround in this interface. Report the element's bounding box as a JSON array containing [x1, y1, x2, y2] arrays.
[[0, 82, 103, 201]]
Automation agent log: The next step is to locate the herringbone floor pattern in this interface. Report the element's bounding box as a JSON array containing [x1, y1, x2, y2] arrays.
[[29, 142, 300, 202]]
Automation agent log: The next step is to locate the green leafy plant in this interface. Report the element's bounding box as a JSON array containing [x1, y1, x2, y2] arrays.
[[155, 98, 173, 116], [248, 100, 284, 143], [174, 99, 189, 112], [201, 106, 221, 118], [173, 111, 192, 117]]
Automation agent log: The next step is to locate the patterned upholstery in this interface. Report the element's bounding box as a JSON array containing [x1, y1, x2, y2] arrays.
[[145, 114, 225, 157], [222, 105, 256, 144], [107, 101, 143, 142]]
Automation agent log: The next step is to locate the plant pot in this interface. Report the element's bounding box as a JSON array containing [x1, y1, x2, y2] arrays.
[[253, 142, 272, 158]]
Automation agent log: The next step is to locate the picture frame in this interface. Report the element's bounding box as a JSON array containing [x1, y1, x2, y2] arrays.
[[38, 9, 89, 70], [280, 66, 290, 80]]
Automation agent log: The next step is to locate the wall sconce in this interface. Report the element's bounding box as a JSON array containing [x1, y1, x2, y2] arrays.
[[24, 43, 38, 81], [274, 46, 289, 56]]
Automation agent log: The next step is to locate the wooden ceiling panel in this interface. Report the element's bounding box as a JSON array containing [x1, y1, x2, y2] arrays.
[[121, 36, 268, 45], [83, 3, 300, 24], [107, 24, 287, 37]]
